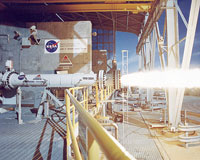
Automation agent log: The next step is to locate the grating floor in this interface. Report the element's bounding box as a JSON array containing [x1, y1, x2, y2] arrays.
[[0, 108, 67, 160], [117, 112, 163, 160]]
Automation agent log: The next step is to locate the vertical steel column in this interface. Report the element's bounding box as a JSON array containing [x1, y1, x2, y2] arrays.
[[113, 13, 116, 59], [166, 0, 179, 129], [155, 22, 168, 120], [83, 88, 86, 109], [145, 36, 151, 70], [86, 88, 88, 111], [174, 0, 200, 127], [122, 50, 128, 116], [151, 29, 156, 70], [138, 51, 143, 71], [44, 100, 49, 118], [122, 50, 128, 76], [36, 89, 47, 120], [95, 84, 99, 107], [146, 35, 154, 103], [155, 22, 166, 70], [138, 32, 143, 72], [16, 87, 23, 124], [65, 92, 71, 159], [138, 34, 143, 98], [100, 89, 104, 102], [72, 90, 75, 127], [143, 13, 149, 71], [147, 29, 156, 103], [138, 14, 148, 100], [44, 94, 49, 118], [66, 105, 82, 160], [104, 88, 106, 100]]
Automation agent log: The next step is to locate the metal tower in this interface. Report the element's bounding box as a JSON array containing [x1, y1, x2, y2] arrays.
[[122, 50, 128, 76]]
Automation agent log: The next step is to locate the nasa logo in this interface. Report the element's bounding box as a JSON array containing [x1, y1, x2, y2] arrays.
[[18, 75, 25, 80], [45, 40, 59, 53]]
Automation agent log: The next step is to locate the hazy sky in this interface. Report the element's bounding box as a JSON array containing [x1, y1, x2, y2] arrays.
[[116, 0, 200, 73]]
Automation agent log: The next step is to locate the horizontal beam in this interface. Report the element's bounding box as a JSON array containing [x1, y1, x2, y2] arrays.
[[9, 3, 151, 13], [1, 0, 154, 3], [136, 0, 165, 54]]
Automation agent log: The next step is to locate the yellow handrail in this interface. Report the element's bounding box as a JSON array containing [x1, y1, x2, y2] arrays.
[[66, 86, 88, 159], [101, 123, 118, 140], [66, 89, 135, 160], [66, 109, 82, 160], [95, 84, 99, 107]]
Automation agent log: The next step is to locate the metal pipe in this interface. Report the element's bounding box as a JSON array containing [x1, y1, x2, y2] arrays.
[[95, 84, 99, 107], [101, 123, 118, 140], [66, 105, 82, 160], [1, 71, 97, 90], [16, 87, 23, 124], [66, 89, 135, 160]]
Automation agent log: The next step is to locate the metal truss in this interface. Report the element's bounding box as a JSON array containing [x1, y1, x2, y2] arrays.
[[137, 0, 200, 130]]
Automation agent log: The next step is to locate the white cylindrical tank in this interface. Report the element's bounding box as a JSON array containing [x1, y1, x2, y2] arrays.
[[26, 73, 97, 88], [1, 70, 97, 89]]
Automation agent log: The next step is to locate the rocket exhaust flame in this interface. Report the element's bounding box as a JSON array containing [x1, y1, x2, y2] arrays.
[[121, 69, 200, 88]]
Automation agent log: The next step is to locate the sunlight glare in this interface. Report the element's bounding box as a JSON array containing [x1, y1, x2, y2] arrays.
[[121, 69, 200, 88]]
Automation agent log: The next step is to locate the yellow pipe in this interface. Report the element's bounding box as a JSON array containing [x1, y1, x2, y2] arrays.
[[86, 88, 88, 111], [72, 106, 75, 127], [95, 84, 99, 107], [66, 89, 135, 160], [65, 92, 70, 145], [101, 89, 104, 102], [66, 105, 82, 160], [104, 88, 107, 100], [83, 88, 86, 109], [71, 90, 75, 127], [101, 123, 118, 140]]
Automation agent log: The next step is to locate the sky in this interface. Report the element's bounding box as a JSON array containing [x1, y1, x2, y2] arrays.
[[116, 0, 200, 73]]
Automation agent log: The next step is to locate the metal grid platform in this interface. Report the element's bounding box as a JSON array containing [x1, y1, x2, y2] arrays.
[[117, 112, 163, 160], [0, 108, 66, 160]]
